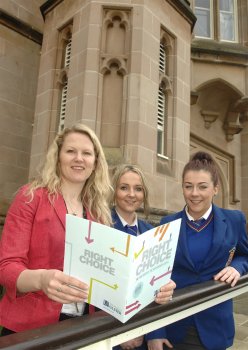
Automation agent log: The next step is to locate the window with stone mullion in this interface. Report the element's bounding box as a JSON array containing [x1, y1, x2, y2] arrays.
[[157, 42, 168, 156], [194, 0, 213, 38], [219, 0, 237, 42], [194, 0, 238, 42]]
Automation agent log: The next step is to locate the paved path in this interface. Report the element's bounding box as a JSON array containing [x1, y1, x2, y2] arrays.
[[229, 313, 248, 350]]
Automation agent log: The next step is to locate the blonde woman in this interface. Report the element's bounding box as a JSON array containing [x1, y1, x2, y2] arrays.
[[0, 123, 112, 335], [110, 164, 176, 350]]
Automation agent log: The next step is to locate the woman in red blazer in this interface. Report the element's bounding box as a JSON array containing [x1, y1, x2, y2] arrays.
[[0, 124, 175, 336], [0, 123, 113, 334]]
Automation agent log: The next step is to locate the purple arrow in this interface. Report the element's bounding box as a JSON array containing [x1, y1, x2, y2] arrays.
[[150, 269, 172, 286], [85, 220, 94, 244]]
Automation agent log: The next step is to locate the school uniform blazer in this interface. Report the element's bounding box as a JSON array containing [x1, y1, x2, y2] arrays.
[[111, 208, 153, 234], [0, 185, 93, 332], [147, 204, 248, 350]]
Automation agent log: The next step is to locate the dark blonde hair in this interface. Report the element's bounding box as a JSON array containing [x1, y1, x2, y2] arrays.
[[110, 164, 150, 217], [27, 123, 112, 225], [182, 151, 219, 187]]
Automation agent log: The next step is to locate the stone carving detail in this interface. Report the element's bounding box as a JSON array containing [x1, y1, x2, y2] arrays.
[[200, 110, 219, 129], [159, 75, 172, 93], [56, 24, 73, 82], [191, 91, 199, 105], [99, 9, 130, 147], [223, 97, 248, 141], [100, 57, 127, 76], [101, 10, 130, 56], [56, 69, 68, 87]]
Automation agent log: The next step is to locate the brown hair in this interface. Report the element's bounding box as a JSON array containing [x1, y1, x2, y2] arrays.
[[182, 151, 219, 187]]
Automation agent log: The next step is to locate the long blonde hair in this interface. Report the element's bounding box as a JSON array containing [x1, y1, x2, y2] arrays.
[[110, 164, 150, 217], [27, 123, 112, 225]]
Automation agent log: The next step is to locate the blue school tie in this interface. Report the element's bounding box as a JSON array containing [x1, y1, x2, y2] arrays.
[[193, 218, 206, 227], [125, 225, 138, 236]]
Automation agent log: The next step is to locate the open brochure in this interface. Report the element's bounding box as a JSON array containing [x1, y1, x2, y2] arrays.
[[64, 214, 181, 323]]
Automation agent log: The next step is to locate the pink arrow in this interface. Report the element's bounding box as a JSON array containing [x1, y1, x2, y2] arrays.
[[85, 221, 94, 244], [126, 300, 140, 309], [150, 269, 172, 286], [125, 301, 141, 315]]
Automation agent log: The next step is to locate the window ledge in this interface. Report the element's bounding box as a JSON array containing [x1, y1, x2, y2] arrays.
[[191, 39, 248, 58]]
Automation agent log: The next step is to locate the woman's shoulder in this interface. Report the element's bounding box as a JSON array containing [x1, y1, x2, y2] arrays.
[[138, 218, 153, 231], [16, 184, 48, 199], [215, 205, 246, 221], [138, 219, 153, 228], [10, 185, 53, 211], [111, 207, 117, 217], [5, 185, 50, 219]]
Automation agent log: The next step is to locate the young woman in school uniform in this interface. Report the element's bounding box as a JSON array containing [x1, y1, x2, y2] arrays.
[[147, 152, 248, 350], [110, 164, 176, 350]]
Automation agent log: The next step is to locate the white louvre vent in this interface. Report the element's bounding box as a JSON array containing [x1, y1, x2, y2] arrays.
[[64, 38, 72, 68], [58, 83, 68, 132], [157, 87, 165, 130], [159, 43, 166, 73], [157, 87, 166, 155], [58, 36, 72, 132]]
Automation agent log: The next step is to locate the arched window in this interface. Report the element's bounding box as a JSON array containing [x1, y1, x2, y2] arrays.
[[157, 33, 173, 159], [58, 33, 72, 132]]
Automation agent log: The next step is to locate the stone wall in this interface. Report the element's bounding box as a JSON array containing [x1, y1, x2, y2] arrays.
[[0, 0, 43, 216]]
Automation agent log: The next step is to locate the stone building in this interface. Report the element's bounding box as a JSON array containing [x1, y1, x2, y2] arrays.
[[0, 0, 248, 228]]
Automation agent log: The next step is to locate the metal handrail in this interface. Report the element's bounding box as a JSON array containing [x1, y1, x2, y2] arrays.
[[1, 275, 248, 350]]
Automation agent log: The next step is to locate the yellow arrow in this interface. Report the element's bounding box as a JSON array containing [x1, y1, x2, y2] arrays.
[[159, 223, 170, 241], [110, 234, 131, 257], [88, 277, 118, 303], [134, 240, 145, 259]]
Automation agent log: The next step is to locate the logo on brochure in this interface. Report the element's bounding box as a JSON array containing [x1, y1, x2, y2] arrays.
[[103, 299, 122, 315], [133, 281, 143, 298]]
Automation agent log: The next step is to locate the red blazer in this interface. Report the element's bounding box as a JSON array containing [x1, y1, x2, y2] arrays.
[[0, 186, 93, 332]]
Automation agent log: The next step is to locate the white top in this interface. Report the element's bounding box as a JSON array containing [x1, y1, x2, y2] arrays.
[[115, 209, 140, 235], [61, 301, 85, 316], [185, 204, 212, 222]]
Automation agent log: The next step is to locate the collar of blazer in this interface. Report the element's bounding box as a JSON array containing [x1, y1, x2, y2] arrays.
[[52, 193, 67, 228], [52, 193, 94, 228], [179, 204, 227, 268]]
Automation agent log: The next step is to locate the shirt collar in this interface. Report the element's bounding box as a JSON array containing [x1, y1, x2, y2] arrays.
[[185, 204, 212, 222], [115, 209, 138, 227]]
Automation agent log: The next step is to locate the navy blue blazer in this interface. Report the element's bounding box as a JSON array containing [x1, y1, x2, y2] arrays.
[[147, 204, 248, 350], [112, 208, 152, 350]]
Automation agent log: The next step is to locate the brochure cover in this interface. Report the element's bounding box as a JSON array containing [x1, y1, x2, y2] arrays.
[[64, 215, 181, 323]]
